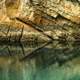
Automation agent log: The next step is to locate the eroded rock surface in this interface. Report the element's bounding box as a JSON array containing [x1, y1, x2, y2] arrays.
[[21, 0, 80, 24], [0, 0, 80, 23], [0, 0, 80, 42]]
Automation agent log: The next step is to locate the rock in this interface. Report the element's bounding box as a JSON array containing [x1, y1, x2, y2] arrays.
[[0, 0, 80, 42], [21, 0, 80, 24], [0, 0, 80, 24], [5, 0, 20, 18]]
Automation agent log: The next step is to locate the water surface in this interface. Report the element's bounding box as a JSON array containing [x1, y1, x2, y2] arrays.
[[0, 41, 80, 80]]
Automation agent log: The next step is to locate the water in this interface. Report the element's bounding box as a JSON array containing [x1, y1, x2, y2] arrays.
[[0, 41, 80, 80]]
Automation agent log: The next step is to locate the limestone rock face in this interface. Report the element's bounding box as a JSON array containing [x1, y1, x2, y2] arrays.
[[0, 0, 6, 22], [22, 0, 80, 24], [0, 0, 80, 42], [47, 0, 80, 24], [0, 0, 80, 24], [5, 0, 20, 17], [0, 0, 21, 22]]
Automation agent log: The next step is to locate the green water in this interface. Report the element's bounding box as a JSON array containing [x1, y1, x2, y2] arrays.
[[0, 41, 80, 80]]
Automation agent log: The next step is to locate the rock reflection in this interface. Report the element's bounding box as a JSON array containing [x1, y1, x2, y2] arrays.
[[22, 41, 80, 68], [0, 41, 80, 80]]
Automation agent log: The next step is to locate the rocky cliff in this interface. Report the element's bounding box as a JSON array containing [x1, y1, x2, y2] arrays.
[[0, 0, 80, 42]]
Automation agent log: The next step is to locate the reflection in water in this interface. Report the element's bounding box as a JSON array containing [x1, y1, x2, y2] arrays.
[[0, 41, 80, 80]]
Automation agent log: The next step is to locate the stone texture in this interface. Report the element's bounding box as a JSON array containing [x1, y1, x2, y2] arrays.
[[21, 0, 80, 23], [0, 0, 80, 23], [0, 0, 80, 42]]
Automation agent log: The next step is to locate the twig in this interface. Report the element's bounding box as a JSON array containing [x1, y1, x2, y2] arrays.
[[18, 26, 24, 42]]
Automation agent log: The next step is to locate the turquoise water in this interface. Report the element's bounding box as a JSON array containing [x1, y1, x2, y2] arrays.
[[0, 41, 80, 80]]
